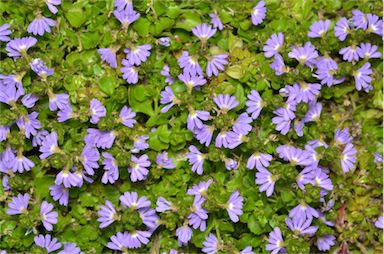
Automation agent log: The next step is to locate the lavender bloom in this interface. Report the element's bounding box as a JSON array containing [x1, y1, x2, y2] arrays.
[[55, 170, 82, 188], [113, 8, 140, 28], [294, 120, 304, 137], [27, 16, 56, 36], [225, 158, 238, 170], [89, 98, 106, 124], [297, 168, 315, 190], [202, 234, 219, 254], [126, 231, 151, 249], [315, 59, 345, 87], [206, 54, 228, 77], [160, 65, 175, 84], [7, 193, 29, 215], [247, 153, 272, 171], [58, 243, 83, 254], [160, 86, 178, 113], [39, 131, 59, 159], [49, 184, 68, 206], [354, 62, 372, 92], [156, 151, 175, 169], [255, 168, 276, 197], [270, 54, 287, 75], [0, 24, 11, 42], [114, 0, 133, 11], [233, 113, 252, 135], [124, 44, 151, 66], [156, 197, 172, 212], [308, 20, 331, 38], [215, 131, 230, 148], [357, 43, 382, 59], [48, 93, 69, 111], [120, 192, 151, 209], [210, 13, 223, 30], [0, 126, 10, 142], [6, 37, 37, 58], [251, 1, 266, 26], [187, 179, 213, 197], [98, 48, 117, 68], [30, 58, 54, 77], [132, 135, 149, 152], [17, 112, 42, 139], [214, 94, 239, 113], [98, 200, 116, 228], [352, 10, 368, 30], [289, 202, 319, 220], [227, 134, 246, 150], [34, 235, 61, 253], [226, 191, 243, 222], [45, 0, 61, 14], [21, 94, 38, 108], [128, 155, 150, 182], [334, 128, 352, 145], [367, 14, 383, 36], [178, 51, 203, 76], [263, 32, 284, 58], [375, 216, 383, 229], [178, 72, 206, 91], [101, 152, 119, 184], [286, 216, 318, 236], [158, 37, 171, 46], [192, 23, 216, 41], [12, 153, 34, 173], [288, 42, 318, 67], [194, 124, 214, 147], [246, 90, 263, 119], [187, 110, 210, 130], [40, 201, 58, 231], [240, 246, 254, 254], [266, 227, 285, 254], [0, 82, 24, 105], [140, 208, 159, 229], [313, 168, 333, 190], [81, 145, 100, 175], [339, 46, 359, 62], [58, 105, 74, 122], [317, 235, 336, 251], [107, 232, 129, 251], [272, 107, 294, 135], [282, 146, 312, 166], [121, 61, 138, 84], [334, 17, 350, 41], [85, 129, 116, 149], [374, 152, 383, 164], [341, 143, 357, 173], [297, 82, 321, 103], [187, 145, 206, 175], [176, 226, 192, 246]]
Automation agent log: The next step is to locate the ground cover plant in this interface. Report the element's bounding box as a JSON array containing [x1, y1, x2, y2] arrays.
[[0, 0, 383, 253]]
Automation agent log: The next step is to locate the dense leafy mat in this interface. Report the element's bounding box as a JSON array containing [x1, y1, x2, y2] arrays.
[[0, 0, 383, 253]]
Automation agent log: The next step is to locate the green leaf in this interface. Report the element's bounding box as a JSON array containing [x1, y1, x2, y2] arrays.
[[99, 76, 116, 96], [226, 65, 245, 80], [133, 18, 151, 36], [65, 7, 86, 28]]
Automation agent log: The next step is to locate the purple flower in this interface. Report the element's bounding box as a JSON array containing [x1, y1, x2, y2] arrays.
[[58, 243, 82, 254], [156, 151, 175, 169], [206, 54, 228, 77], [255, 168, 276, 197], [297, 82, 321, 103], [225, 158, 238, 170], [202, 234, 219, 254], [334, 17, 350, 41], [6, 37, 37, 58], [266, 227, 285, 254], [352, 10, 368, 30], [124, 44, 151, 66], [98, 48, 117, 68], [187, 110, 210, 130], [34, 235, 61, 253], [374, 152, 383, 164], [313, 168, 333, 190], [120, 192, 151, 209], [315, 59, 345, 87], [12, 153, 34, 173], [132, 135, 149, 152], [251, 1, 266, 26], [39, 131, 60, 159], [264, 32, 284, 58], [84, 129, 116, 149], [107, 232, 129, 251], [113, 8, 140, 28], [192, 23, 216, 41], [187, 180, 213, 199], [215, 131, 230, 148], [233, 113, 252, 135], [241, 246, 254, 254], [126, 231, 151, 249], [308, 20, 330, 38], [30, 58, 54, 77], [225, 132, 245, 149], [89, 98, 106, 124], [7, 193, 29, 215], [357, 43, 382, 59], [354, 62, 372, 92], [27, 16, 56, 36], [187, 146, 206, 175], [156, 197, 172, 212], [288, 42, 318, 67], [178, 51, 203, 76], [160, 65, 175, 84], [281, 146, 312, 167], [289, 202, 319, 220], [210, 13, 223, 30], [40, 201, 58, 231], [246, 90, 263, 119], [334, 128, 352, 145], [214, 94, 239, 113], [121, 61, 139, 84], [48, 93, 69, 111], [114, 0, 133, 11], [225, 191, 243, 222], [270, 54, 287, 75], [286, 216, 318, 236], [176, 225, 192, 246], [272, 107, 294, 135], [128, 155, 150, 182], [341, 143, 357, 173], [178, 72, 206, 91], [339, 46, 359, 62], [375, 216, 383, 229], [55, 170, 82, 188], [80, 145, 100, 175], [367, 14, 383, 36], [140, 208, 159, 229], [194, 124, 215, 147], [0, 126, 10, 142], [16, 112, 42, 139], [0, 24, 11, 42], [158, 37, 171, 46], [160, 86, 178, 113], [247, 153, 272, 171], [97, 200, 116, 228], [317, 235, 336, 251], [45, 0, 61, 14], [303, 102, 322, 123], [58, 105, 75, 122], [49, 184, 69, 206], [101, 152, 119, 184]]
